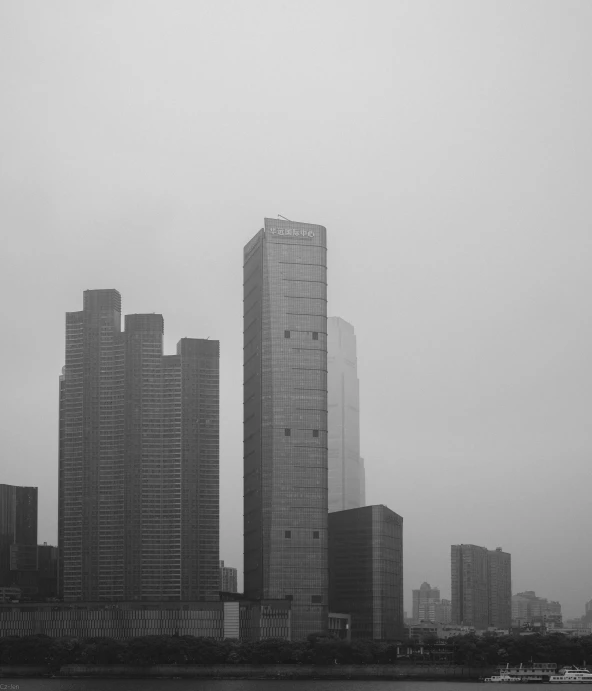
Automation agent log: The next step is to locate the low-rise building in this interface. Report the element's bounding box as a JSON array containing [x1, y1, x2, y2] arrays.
[[0, 599, 292, 641]]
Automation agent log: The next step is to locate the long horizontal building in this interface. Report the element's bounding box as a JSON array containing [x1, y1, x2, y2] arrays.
[[0, 600, 290, 640]]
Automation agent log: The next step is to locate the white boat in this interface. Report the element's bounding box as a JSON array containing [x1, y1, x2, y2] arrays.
[[549, 668, 592, 684], [492, 662, 556, 683], [484, 673, 523, 683]]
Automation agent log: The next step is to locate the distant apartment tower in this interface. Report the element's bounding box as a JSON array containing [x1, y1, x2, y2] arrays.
[[0, 485, 38, 594], [412, 582, 440, 622], [328, 317, 365, 511], [243, 219, 328, 639], [451, 544, 511, 629], [220, 560, 237, 593], [59, 289, 219, 602], [329, 505, 403, 639]]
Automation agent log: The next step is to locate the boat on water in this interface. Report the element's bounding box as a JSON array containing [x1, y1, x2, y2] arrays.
[[488, 663, 557, 683], [549, 667, 592, 684], [484, 673, 524, 683]]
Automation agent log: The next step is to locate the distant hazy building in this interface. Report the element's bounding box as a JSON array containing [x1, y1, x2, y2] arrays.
[[451, 544, 511, 630], [488, 547, 512, 629], [0, 484, 38, 597], [220, 560, 237, 593], [329, 505, 403, 639], [243, 219, 328, 639], [59, 289, 220, 602], [412, 582, 440, 622], [328, 317, 365, 511], [435, 598, 452, 624], [512, 591, 562, 627]]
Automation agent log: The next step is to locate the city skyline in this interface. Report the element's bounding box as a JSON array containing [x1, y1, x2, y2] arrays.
[[2, 2, 592, 620]]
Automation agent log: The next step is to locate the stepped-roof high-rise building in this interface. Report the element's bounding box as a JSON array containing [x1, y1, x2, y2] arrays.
[[243, 218, 328, 639], [59, 289, 219, 602]]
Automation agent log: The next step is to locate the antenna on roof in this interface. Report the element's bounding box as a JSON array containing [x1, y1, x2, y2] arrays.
[[278, 214, 291, 221]]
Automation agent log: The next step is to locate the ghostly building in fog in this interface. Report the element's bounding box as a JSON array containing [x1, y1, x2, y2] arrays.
[[412, 581, 440, 622], [243, 219, 328, 639], [59, 290, 220, 602], [327, 317, 365, 512]]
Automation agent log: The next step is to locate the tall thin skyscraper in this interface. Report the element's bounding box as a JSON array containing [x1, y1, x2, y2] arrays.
[[327, 317, 365, 511], [59, 290, 219, 602], [243, 218, 328, 639], [451, 544, 511, 629]]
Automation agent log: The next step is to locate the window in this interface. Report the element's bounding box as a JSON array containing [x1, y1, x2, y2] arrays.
[[284, 428, 291, 436], [313, 531, 320, 539], [285, 530, 291, 539], [312, 429, 319, 437], [284, 330, 290, 338], [312, 332, 319, 340], [285, 594, 293, 601], [311, 595, 322, 603]]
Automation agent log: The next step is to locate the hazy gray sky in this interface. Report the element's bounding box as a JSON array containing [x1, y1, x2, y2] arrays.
[[1, 0, 591, 619]]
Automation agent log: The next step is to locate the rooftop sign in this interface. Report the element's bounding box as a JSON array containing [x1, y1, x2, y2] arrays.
[[268, 227, 315, 238]]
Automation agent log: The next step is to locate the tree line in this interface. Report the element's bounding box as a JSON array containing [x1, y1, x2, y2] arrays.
[[2, 632, 592, 669]]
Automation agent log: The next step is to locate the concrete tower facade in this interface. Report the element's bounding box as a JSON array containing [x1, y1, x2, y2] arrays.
[[243, 218, 328, 639]]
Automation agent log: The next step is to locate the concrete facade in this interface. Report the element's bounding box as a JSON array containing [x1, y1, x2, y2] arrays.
[[243, 219, 328, 639]]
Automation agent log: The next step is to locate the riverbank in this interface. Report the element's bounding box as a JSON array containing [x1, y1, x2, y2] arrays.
[[0, 663, 494, 679]]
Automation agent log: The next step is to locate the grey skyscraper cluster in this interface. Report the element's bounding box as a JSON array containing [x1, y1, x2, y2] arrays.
[[50, 218, 401, 641], [59, 290, 219, 602]]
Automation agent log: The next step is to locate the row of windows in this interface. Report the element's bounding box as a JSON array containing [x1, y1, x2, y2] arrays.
[[284, 531, 320, 539], [285, 330, 319, 340], [282, 594, 323, 604], [284, 428, 319, 437]]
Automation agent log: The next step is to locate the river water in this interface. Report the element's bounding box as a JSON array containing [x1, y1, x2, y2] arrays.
[[0, 681, 551, 691]]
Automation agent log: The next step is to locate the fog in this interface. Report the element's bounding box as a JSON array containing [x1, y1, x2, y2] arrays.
[[1, 0, 591, 619]]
